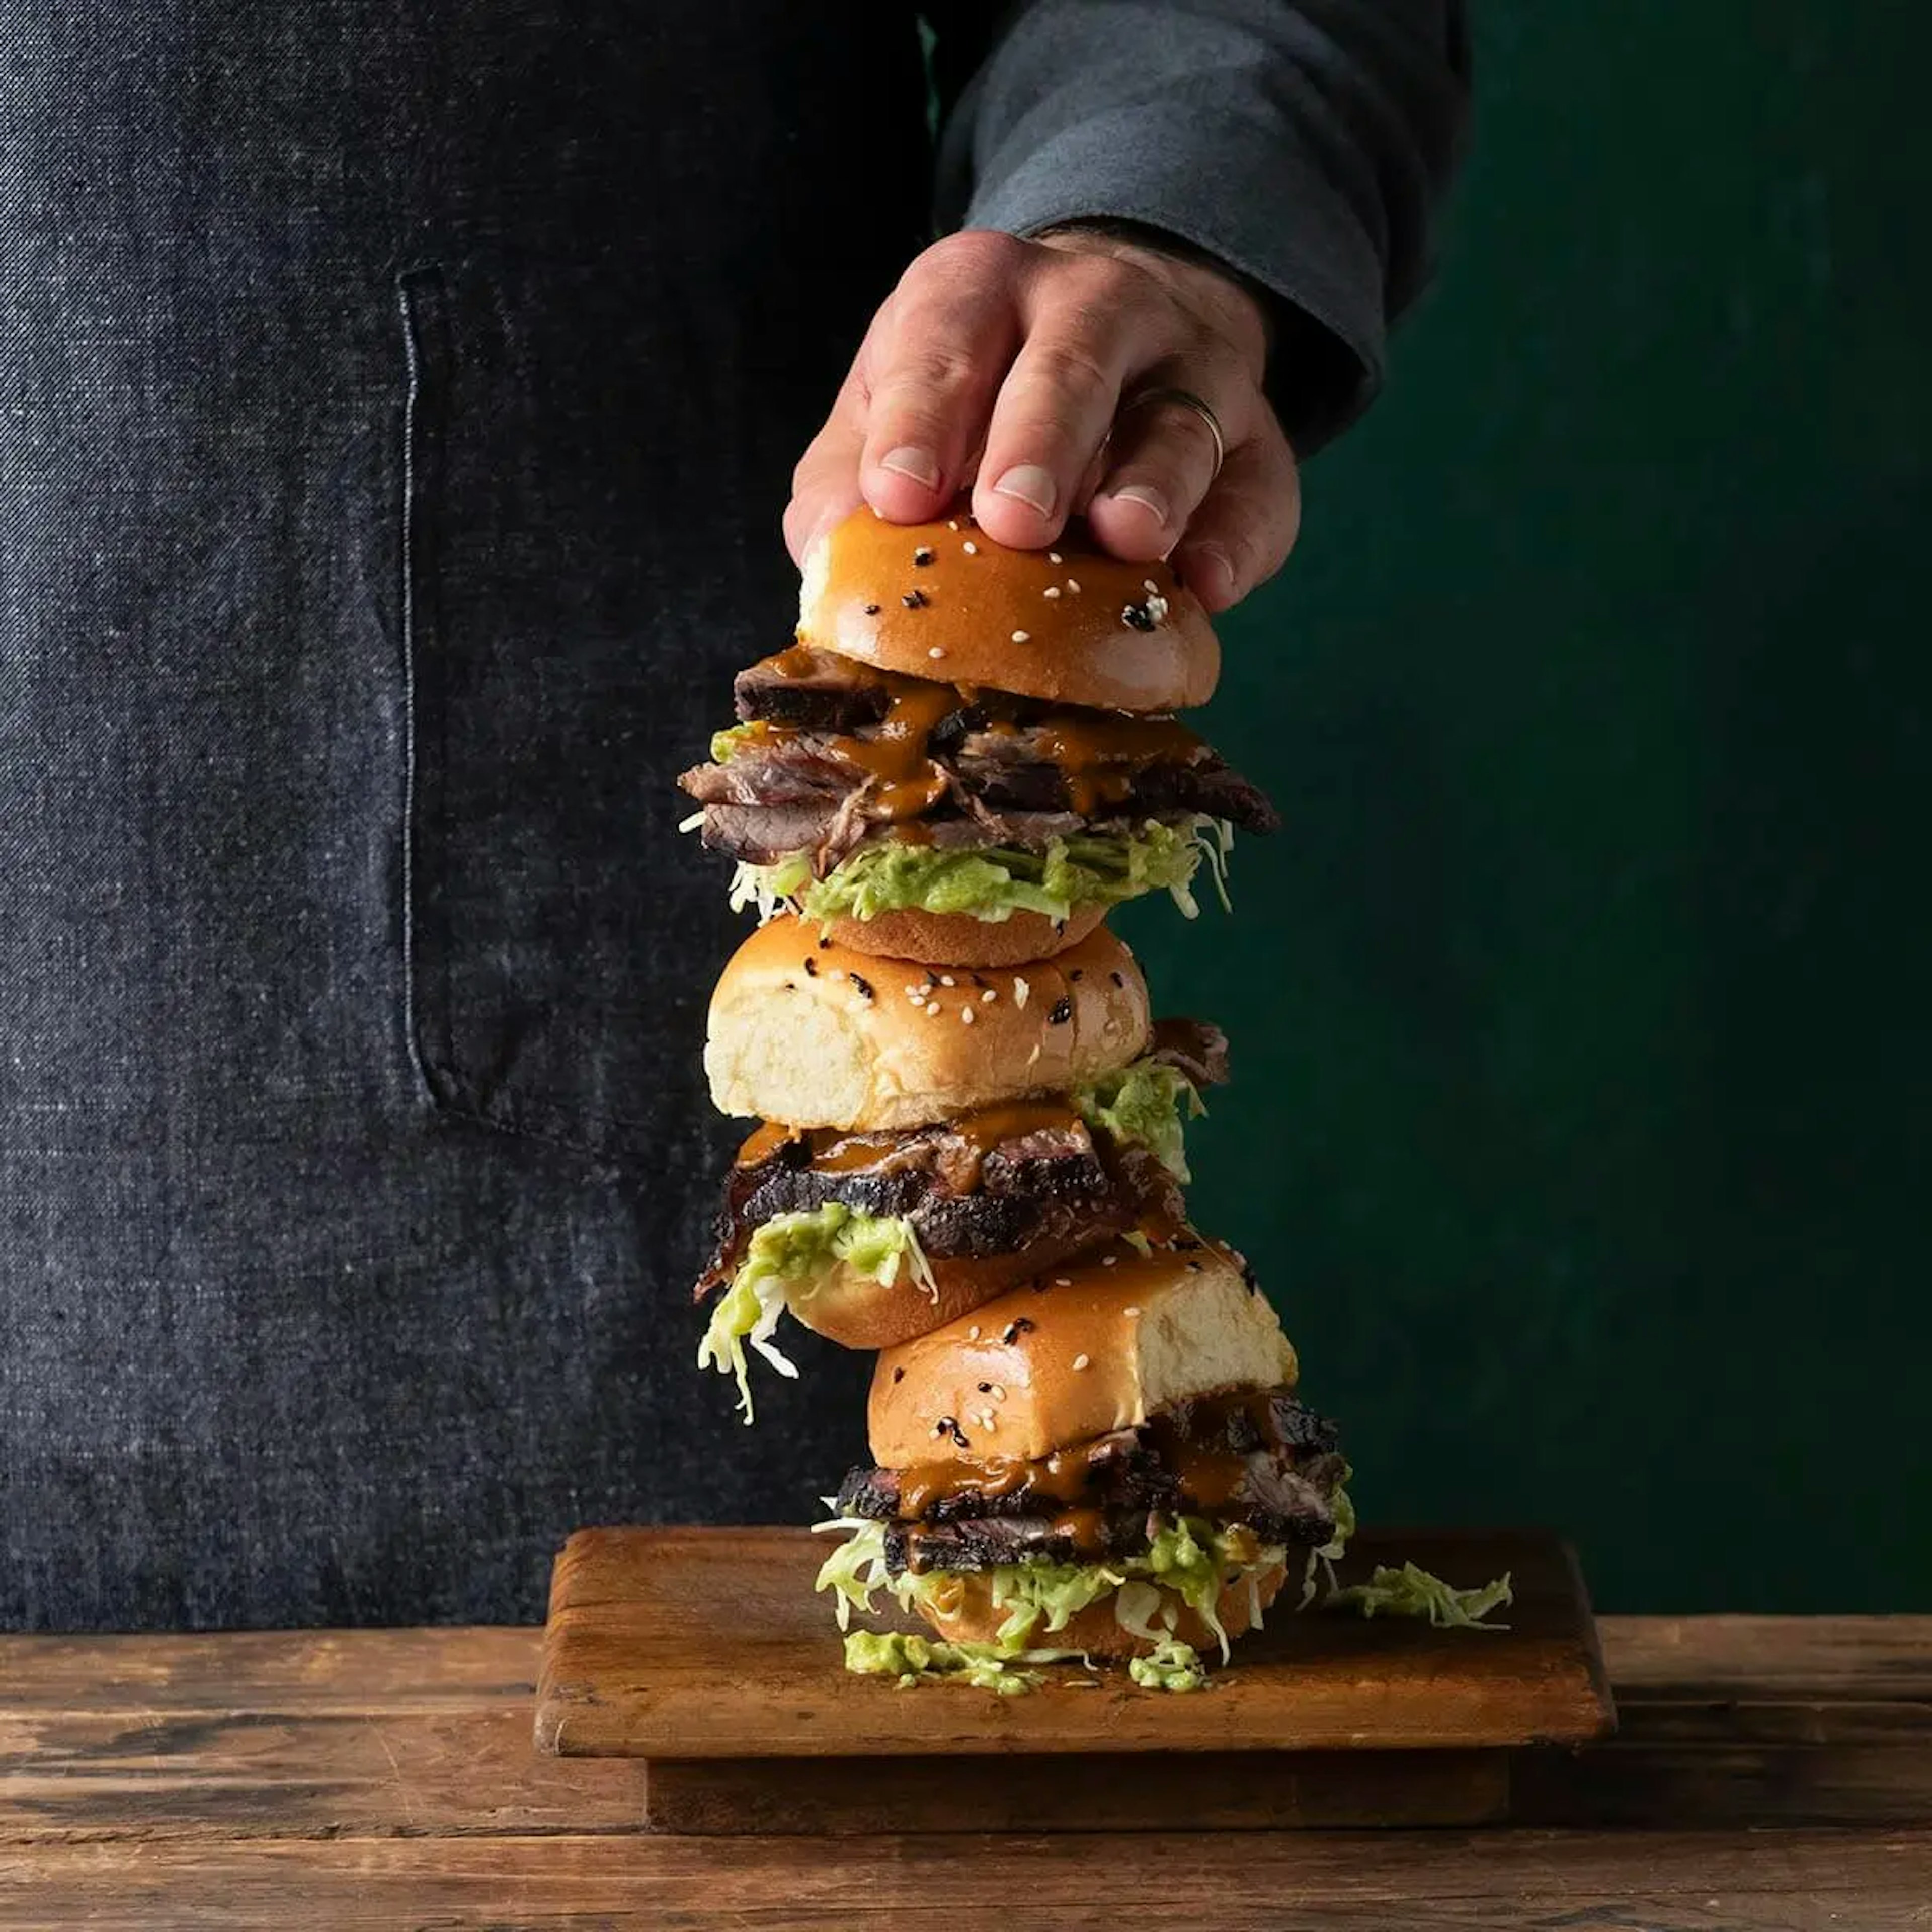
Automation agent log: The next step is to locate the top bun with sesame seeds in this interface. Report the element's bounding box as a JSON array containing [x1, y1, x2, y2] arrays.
[[703, 915, 1150, 1130], [864, 1238, 1297, 1468], [798, 501, 1221, 713]]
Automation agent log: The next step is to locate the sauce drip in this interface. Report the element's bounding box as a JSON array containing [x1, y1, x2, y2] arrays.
[[735, 1098, 1085, 1190], [894, 1389, 1293, 1526], [728, 648, 1202, 823]]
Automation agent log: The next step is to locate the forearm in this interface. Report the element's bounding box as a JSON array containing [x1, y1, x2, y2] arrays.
[[932, 0, 1471, 453]]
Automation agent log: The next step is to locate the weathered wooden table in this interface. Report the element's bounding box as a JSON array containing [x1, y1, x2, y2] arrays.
[[1, 1616, 1926, 1928]]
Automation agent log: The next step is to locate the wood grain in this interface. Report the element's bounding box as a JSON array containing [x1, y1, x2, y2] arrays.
[[1, 1829, 1926, 1932], [642, 1747, 1511, 1833], [537, 1525, 1614, 1762], [1, 1615, 1927, 1926]]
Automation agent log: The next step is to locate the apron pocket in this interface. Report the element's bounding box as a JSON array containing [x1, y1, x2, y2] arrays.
[[394, 256, 753, 1162]]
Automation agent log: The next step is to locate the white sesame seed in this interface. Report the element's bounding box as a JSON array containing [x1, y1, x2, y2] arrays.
[[928, 646, 946, 659], [962, 540, 978, 555], [947, 519, 959, 531], [1144, 578, 1159, 593], [1026, 1043, 1041, 1065], [1102, 1255, 1117, 1265], [1049, 551, 1063, 564], [981, 988, 996, 1003], [927, 1004, 942, 1019], [1146, 592, 1169, 623], [1012, 977, 1029, 1009], [991, 1385, 1006, 1400], [1053, 1277, 1071, 1287], [968, 1325, 980, 1340], [940, 976, 955, 987], [960, 1005, 976, 1025], [1124, 1305, 1141, 1316], [1066, 577, 1081, 593], [981, 1410, 997, 1430], [1043, 585, 1062, 599], [1011, 630, 1030, 644], [1072, 1354, 1090, 1371]]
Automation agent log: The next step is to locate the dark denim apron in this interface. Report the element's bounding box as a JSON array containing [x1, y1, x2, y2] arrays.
[[0, 2, 931, 1628]]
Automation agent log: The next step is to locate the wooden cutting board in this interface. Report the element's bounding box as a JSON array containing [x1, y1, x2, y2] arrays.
[[534, 1525, 1614, 1833]]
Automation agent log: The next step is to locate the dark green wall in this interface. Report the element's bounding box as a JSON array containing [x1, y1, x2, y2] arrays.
[[1126, 2, 1931, 1612]]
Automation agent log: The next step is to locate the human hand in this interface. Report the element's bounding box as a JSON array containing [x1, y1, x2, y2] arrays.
[[784, 227, 1300, 614]]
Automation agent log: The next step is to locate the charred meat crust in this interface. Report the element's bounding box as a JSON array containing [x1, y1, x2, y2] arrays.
[[836, 1391, 1345, 1574], [694, 1125, 1183, 1299]]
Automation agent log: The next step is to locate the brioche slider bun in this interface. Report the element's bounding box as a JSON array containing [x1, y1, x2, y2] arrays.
[[815, 901, 1107, 969], [704, 917, 1150, 1130], [781, 1236, 1105, 1353], [858, 1240, 1302, 1662], [867, 1238, 1296, 1467], [799, 503, 1219, 713]]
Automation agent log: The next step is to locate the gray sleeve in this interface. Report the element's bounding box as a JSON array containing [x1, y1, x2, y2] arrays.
[[929, 1, 1471, 454]]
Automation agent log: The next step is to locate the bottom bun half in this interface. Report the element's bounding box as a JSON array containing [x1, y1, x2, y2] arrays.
[[914, 1561, 1288, 1661], [819, 903, 1106, 968], [785, 1236, 1101, 1351]]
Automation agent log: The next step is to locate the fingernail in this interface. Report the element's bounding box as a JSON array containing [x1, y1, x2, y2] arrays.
[[879, 446, 941, 490], [1187, 544, 1235, 605], [1103, 482, 1170, 528], [991, 463, 1057, 516]]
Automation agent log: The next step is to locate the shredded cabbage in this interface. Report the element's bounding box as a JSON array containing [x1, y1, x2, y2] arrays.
[[698, 1206, 934, 1425], [1301, 1472, 1357, 1608], [1073, 1061, 1205, 1182], [1329, 1563, 1514, 1629], [1295, 1469, 1510, 1628], [813, 1512, 1284, 1678], [728, 817, 1234, 928], [841, 1630, 1087, 1694], [1127, 1636, 1208, 1692]]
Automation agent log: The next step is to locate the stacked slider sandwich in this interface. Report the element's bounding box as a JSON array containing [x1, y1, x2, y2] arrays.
[[680, 503, 1351, 1684]]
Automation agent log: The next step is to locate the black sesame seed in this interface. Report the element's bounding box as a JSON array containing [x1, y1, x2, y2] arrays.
[[902, 589, 928, 609], [802, 956, 818, 977], [970, 973, 988, 989], [913, 546, 934, 566], [1048, 996, 1072, 1024], [863, 602, 881, 616], [1001, 1317, 1037, 1343], [781, 980, 795, 991], [817, 936, 832, 949], [977, 1381, 993, 1393], [1122, 601, 1156, 631], [924, 970, 939, 988], [1109, 971, 1123, 988], [1173, 1235, 1202, 1250], [848, 973, 874, 1001], [892, 1366, 905, 1383], [1069, 970, 1084, 982]]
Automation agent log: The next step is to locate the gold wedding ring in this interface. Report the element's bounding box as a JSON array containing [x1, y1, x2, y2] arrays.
[[1118, 386, 1227, 481]]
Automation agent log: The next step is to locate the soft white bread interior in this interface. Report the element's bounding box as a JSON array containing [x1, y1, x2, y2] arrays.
[[704, 916, 1150, 1129]]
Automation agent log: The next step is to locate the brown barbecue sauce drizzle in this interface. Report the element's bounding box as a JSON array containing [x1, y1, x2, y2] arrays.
[[731, 647, 1201, 823], [895, 1388, 1290, 1555], [736, 1098, 1086, 1191]]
